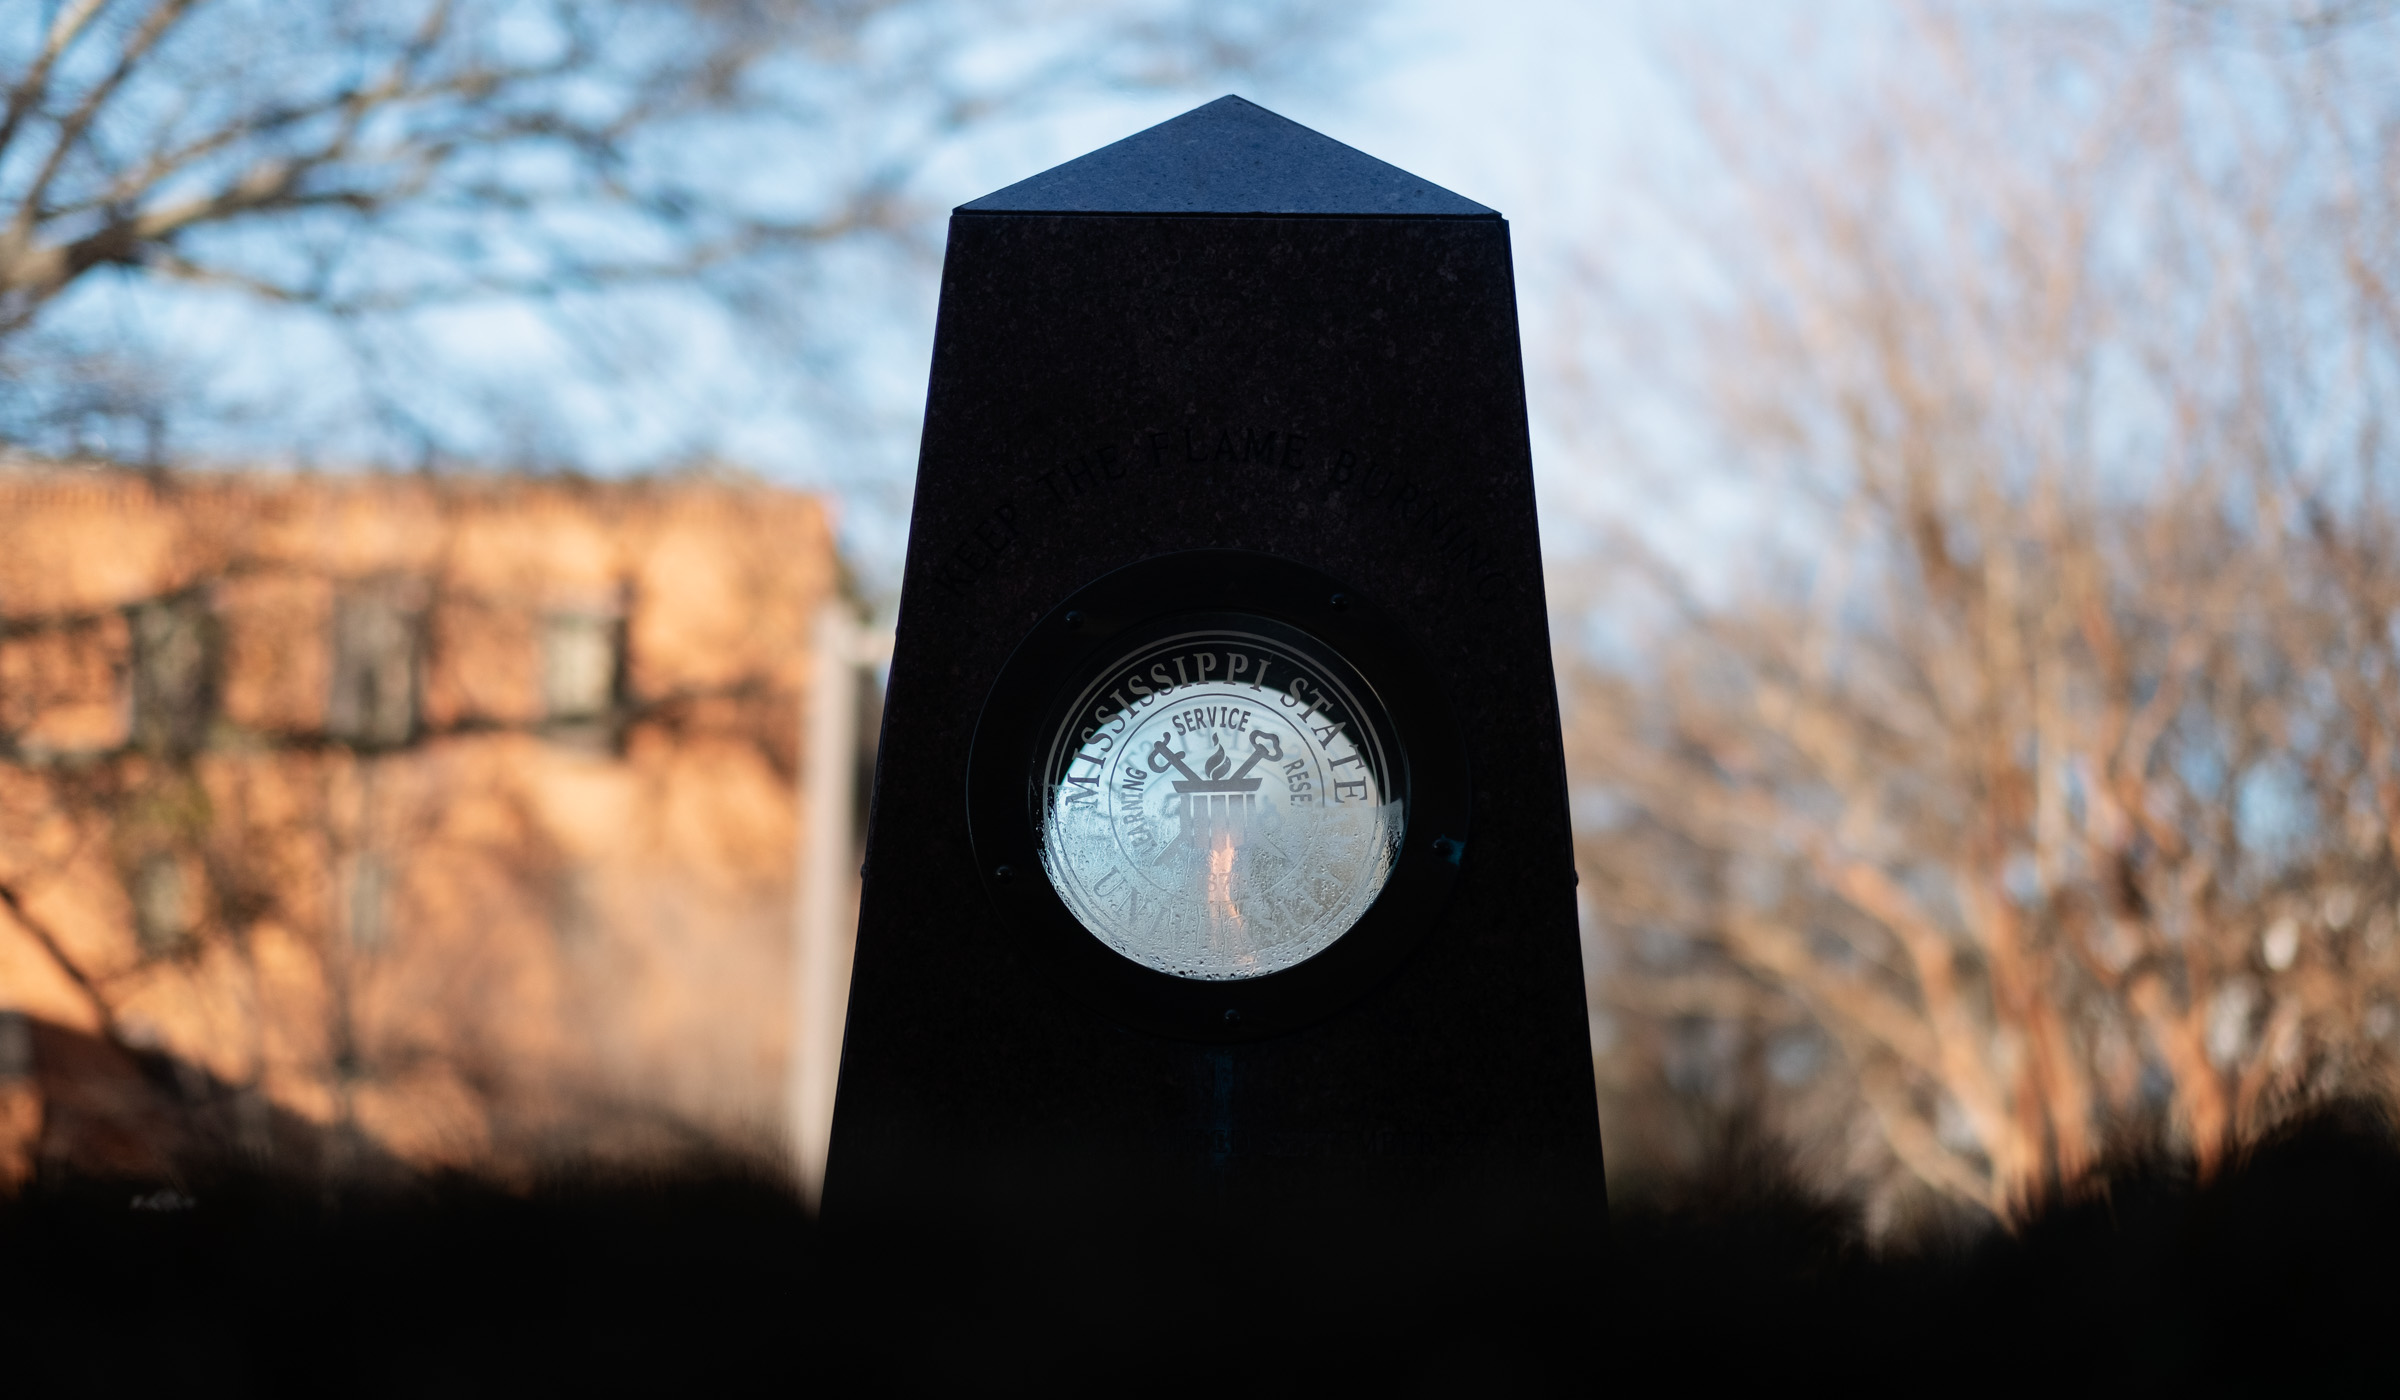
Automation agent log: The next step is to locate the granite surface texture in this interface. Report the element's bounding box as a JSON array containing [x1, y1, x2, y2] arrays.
[[829, 103, 1597, 1241]]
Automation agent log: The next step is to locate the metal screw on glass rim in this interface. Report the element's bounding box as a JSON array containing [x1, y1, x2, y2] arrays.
[[993, 864, 1015, 883]]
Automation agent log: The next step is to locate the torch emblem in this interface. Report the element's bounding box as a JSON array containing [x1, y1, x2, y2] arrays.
[[1149, 728, 1283, 854]]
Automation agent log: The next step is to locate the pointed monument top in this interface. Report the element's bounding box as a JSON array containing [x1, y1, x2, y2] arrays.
[[959, 96, 1496, 218]]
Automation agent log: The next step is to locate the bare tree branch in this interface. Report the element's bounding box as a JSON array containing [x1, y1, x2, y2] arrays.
[[1566, 0, 2400, 1225], [0, 0, 1367, 457]]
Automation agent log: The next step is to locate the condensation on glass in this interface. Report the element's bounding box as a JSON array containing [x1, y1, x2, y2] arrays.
[[1038, 628, 1402, 980]]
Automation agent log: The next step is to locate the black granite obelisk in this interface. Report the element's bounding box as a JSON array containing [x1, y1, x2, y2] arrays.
[[825, 97, 1601, 1246]]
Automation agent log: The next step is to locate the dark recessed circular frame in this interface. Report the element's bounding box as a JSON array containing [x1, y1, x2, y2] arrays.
[[967, 550, 1469, 1043]]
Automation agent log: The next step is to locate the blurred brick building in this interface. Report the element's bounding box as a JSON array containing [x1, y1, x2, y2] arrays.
[[0, 464, 851, 1188]]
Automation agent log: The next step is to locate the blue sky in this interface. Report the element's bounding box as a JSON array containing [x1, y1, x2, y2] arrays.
[[38, 0, 1764, 602], [811, 0, 1708, 596]]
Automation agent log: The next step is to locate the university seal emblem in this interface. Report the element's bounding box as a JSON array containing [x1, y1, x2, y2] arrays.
[[1037, 628, 1403, 980]]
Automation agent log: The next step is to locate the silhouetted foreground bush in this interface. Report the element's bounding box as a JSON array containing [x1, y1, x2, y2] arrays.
[[5, 1104, 2399, 1392], [1610, 1100, 2400, 1392]]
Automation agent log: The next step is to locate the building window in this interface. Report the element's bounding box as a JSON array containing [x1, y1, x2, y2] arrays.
[[329, 581, 422, 747], [345, 852, 389, 952], [0, 1009, 30, 1080], [130, 594, 217, 756], [131, 852, 191, 954], [541, 612, 619, 724], [550, 864, 599, 950]]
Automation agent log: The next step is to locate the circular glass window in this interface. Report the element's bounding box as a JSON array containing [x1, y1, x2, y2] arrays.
[[1036, 622, 1404, 981]]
